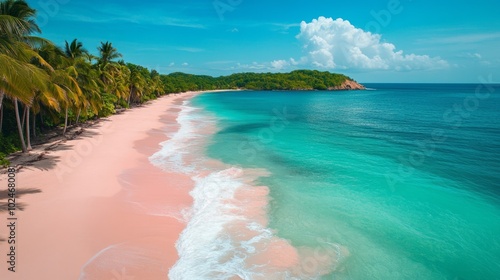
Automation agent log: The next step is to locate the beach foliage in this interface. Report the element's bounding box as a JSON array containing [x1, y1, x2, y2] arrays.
[[0, 152, 8, 167]]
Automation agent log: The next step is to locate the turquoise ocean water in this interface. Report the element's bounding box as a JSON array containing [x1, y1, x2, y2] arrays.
[[158, 84, 500, 279]]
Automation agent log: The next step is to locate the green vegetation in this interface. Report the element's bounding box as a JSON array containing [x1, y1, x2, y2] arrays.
[[0, 0, 167, 156], [161, 70, 355, 93], [221, 70, 352, 90], [0, 153, 8, 167], [0, 0, 357, 157]]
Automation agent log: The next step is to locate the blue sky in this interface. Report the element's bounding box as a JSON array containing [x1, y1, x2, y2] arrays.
[[28, 0, 500, 83]]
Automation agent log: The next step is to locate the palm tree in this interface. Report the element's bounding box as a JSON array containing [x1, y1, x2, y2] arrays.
[[0, 48, 50, 148], [0, 0, 40, 38], [97, 41, 122, 68], [71, 57, 101, 123], [30, 83, 61, 136], [111, 64, 130, 101], [0, 0, 41, 110], [62, 39, 99, 124], [37, 42, 85, 135], [64, 38, 87, 60], [149, 74, 164, 97], [96, 43, 134, 107], [0, 49, 48, 105], [52, 69, 82, 135], [96, 42, 125, 101], [128, 67, 146, 105], [0, 0, 51, 152]]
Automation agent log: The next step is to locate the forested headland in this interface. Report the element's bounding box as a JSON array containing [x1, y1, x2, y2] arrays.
[[161, 70, 364, 92]]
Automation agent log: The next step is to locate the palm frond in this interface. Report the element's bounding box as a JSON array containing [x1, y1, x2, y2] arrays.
[[0, 53, 49, 105]]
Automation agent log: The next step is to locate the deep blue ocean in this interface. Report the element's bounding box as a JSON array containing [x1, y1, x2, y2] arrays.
[[163, 84, 500, 279]]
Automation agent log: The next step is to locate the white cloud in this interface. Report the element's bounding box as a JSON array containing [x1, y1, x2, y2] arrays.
[[182, 62, 189, 66], [169, 62, 175, 67], [229, 28, 239, 33], [269, 58, 303, 70], [271, 22, 301, 34], [296, 16, 448, 70], [232, 62, 267, 71], [271, 60, 289, 70], [464, 52, 482, 59]]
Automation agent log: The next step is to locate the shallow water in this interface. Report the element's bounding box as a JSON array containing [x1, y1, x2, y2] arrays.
[[156, 84, 500, 279]]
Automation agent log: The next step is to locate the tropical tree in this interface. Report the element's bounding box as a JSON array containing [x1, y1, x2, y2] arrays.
[[127, 65, 146, 105], [52, 69, 82, 135], [97, 41, 121, 68], [108, 63, 130, 102], [64, 38, 87, 60], [61, 39, 101, 123], [37, 42, 88, 135], [149, 72, 164, 97], [72, 58, 101, 123], [96, 42, 133, 106], [0, 0, 51, 152], [0, 0, 40, 50], [0, 0, 42, 110]]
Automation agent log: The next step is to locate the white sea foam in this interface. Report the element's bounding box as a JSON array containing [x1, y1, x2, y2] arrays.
[[150, 101, 345, 279], [170, 168, 304, 280], [171, 168, 252, 279], [149, 101, 212, 174]]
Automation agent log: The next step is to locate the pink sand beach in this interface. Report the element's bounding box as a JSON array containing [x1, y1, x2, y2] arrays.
[[0, 92, 201, 279]]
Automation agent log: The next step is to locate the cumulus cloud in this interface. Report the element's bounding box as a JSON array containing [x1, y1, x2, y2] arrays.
[[464, 52, 482, 59], [232, 62, 267, 71], [269, 58, 306, 70], [296, 16, 448, 70], [271, 59, 289, 70]]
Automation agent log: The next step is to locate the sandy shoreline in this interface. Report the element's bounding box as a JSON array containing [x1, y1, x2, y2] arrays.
[[0, 91, 206, 279]]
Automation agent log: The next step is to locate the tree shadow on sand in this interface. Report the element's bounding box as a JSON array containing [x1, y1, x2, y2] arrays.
[[2, 119, 112, 173], [0, 188, 41, 243], [0, 188, 42, 212], [6, 151, 60, 172]]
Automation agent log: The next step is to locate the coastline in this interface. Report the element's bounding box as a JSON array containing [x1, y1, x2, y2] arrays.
[[153, 92, 347, 278], [0, 91, 210, 279]]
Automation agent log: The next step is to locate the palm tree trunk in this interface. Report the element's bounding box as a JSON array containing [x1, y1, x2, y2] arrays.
[[21, 105, 27, 131], [26, 106, 32, 151], [0, 90, 4, 112], [128, 87, 133, 107], [76, 108, 81, 124], [14, 98, 28, 153], [0, 103, 3, 134], [63, 106, 69, 135], [32, 112, 36, 137], [40, 111, 44, 132]]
